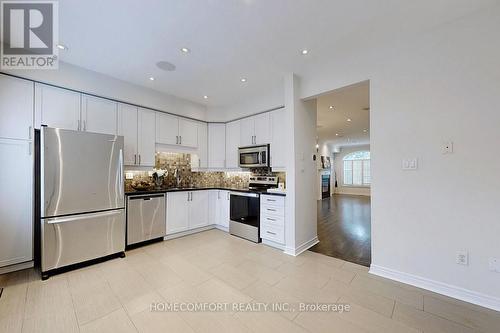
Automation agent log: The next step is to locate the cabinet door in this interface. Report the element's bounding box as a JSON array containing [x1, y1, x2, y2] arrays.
[[0, 75, 33, 140], [217, 191, 230, 229], [0, 139, 33, 267], [270, 109, 287, 169], [208, 123, 226, 168], [117, 104, 138, 166], [156, 112, 179, 145], [178, 118, 198, 148], [35, 83, 80, 131], [166, 192, 189, 234], [188, 191, 209, 229], [194, 123, 208, 169], [254, 112, 270, 144], [82, 95, 118, 135], [239, 117, 254, 146], [138, 108, 156, 167], [225, 121, 240, 169], [208, 190, 218, 225]]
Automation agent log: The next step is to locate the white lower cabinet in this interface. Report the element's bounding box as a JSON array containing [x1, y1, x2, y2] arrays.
[[166, 191, 209, 235], [0, 139, 33, 268], [260, 195, 285, 246], [208, 190, 230, 229]]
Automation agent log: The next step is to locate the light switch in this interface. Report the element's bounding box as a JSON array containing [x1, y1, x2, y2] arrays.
[[402, 158, 418, 170]]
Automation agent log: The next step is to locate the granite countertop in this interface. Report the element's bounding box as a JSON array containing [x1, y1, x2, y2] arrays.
[[125, 186, 286, 196]]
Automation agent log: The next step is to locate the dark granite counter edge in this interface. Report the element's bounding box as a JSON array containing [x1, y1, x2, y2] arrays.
[[125, 187, 286, 197]]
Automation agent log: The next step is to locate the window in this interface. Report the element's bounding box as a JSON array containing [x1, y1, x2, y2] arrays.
[[343, 151, 370, 186]]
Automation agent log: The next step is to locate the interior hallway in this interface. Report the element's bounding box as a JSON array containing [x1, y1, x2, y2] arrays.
[[310, 194, 371, 267]]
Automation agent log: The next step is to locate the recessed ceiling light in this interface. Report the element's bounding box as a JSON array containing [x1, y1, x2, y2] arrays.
[[57, 44, 68, 50], [335, 133, 339, 136], [329, 105, 334, 110], [203, 95, 208, 99], [180, 47, 190, 53], [363, 129, 368, 133], [301, 49, 309, 55], [156, 61, 176, 72], [149, 77, 155, 81], [240, 78, 247, 82], [347, 118, 352, 122]]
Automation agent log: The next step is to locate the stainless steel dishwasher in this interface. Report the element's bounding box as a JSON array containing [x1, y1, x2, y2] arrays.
[[127, 193, 166, 246]]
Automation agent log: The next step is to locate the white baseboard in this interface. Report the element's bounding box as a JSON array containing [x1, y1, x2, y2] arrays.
[[369, 264, 500, 311], [262, 239, 285, 251], [284, 236, 319, 256], [164, 225, 216, 240], [214, 225, 229, 233], [0, 261, 34, 275]]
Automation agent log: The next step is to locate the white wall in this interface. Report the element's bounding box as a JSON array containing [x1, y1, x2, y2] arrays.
[[333, 145, 371, 196], [284, 74, 318, 255], [298, 5, 500, 309], [3, 61, 207, 120]]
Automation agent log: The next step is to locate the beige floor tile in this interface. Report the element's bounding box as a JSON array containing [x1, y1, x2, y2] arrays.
[[160, 255, 213, 286], [324, 279, 395, 317], [244, 250, 286, 269], [301, 250, 345, 268], [209, 263, 258, 290], [195, 278, 253, 304], [131, 309, 194, 333], [351, 274, 424, 310], [294, 311, 370, 333], [0, 271, 29, 333], [79, 308, 137, 333], [274, 274, 339, 303], [236, 311, 309, 333], [424, 296, 500, 333], [157, 280, 201, 303], [235, 259, 287, 286], [70, 279, 122, 325], [123, 290, 165, 316], [181, 312, 251, 333], [393, 302, 478, 333], [341, 260, 370, 274]]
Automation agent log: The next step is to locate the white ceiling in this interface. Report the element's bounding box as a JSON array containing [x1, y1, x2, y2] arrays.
[[317, 81, 369, 149], [53, 0, 496, 107]]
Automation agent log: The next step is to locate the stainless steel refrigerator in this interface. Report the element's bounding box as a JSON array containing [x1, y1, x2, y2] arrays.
[[40, 127, 125, 277]]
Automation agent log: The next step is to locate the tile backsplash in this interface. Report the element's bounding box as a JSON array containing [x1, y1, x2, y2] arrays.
[[125, 152, 285, 191]]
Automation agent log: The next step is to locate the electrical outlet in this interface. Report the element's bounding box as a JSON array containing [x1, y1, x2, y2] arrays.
[[456, 251, 469, 266], [489, 257, 500, 272], [442, 142, 454, 154], [125, 172, 134, 180]]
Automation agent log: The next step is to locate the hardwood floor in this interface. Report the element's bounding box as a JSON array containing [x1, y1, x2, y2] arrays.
[[310, 194, 371, 267]]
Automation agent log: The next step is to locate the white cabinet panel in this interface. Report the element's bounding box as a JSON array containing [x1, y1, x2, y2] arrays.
[[156, 113, 178, 145], [179, 118, 198, 148], [166, 192, 189, 234], [208, 190, 217, 225], [217, 190, 230, 229], [118, 104, 138, 166], [35, 83, 80, 131], [0, 139, 33, 267], [194, 123, 208, 169], [270, 108, 287, 169], [0, 75, 33, 140], [208, 123, 226, 168], [82, 95, 118, 135], [254, 112, 270, 144], [225, 121, 240, 169], [189, 191, 209, 229], [239, 117, 254, 146], [138, 108, 156, 167]]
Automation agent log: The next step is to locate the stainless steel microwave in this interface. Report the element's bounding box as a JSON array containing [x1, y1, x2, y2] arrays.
[[238, 144, 269, 168]]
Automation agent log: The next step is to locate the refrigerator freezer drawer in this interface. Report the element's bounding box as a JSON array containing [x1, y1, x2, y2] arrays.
[[42, 209, 125, 272], [127, 194, 166, 245]]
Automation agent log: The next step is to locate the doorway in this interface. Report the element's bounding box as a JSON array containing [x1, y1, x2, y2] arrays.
[[310, 81, 371, 267]]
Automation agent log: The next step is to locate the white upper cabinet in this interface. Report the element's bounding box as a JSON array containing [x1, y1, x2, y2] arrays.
[[35, 83, 80, 132], [253, 112, 270, 145], [225, 121, 240, 169], [178, 118, 198, 148], [118, 105, 156, 167], [195, 122, 208, 169], [208, 123, 226, 168], [270, 108, 287, 169], [138, 108, 156, 167], [239, 113, 271, 146], [0, 75, 33, 140], [156, 112, 179, 145], [82, 95, 118, 135], [118, 104, 138, 166], [239, 117, 254, 147]]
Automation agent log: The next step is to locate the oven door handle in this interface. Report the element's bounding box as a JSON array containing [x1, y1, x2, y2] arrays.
[[230, 191, 259, 198]]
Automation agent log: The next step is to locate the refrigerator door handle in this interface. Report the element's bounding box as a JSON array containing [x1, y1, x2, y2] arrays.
[[46, 209, 123, 224]]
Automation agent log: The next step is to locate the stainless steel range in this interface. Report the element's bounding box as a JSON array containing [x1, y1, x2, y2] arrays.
[[229, 176, 278, 242]]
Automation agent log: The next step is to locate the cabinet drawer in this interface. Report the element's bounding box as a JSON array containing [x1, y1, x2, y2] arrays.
[[260, 224, 284, 244], [261, 195, 284, 207], [261, 204, 284, 217], [260, 213, 284, 227]]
